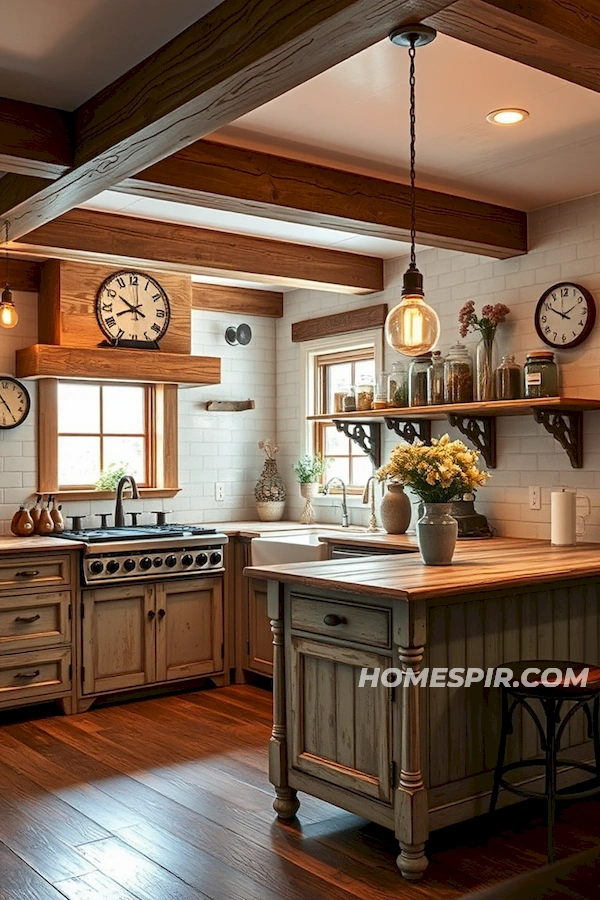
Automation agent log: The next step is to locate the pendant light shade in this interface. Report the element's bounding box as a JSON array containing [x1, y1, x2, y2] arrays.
[[385, 25, 439, 357], [0, 222, 18, 329]]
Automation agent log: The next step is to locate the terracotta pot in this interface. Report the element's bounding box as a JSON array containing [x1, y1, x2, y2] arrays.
[[380, 483, 412, 534]]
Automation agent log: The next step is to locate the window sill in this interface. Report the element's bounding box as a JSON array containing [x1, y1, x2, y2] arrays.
[[48, 487, 181, 502]]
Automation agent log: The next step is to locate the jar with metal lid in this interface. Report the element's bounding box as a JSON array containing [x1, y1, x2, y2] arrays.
[[524, 350, 559, 398], [427, 350, 445, 405], [388, 361, 408, 407], [495, 354, 522, 401], [356, 374, 374, 411], [408, 353, 432, 408], [444, 343, 473, 403]]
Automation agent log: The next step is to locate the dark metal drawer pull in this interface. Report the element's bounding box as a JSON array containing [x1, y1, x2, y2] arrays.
[[15, 570, 40, 578], [148, 610, 156, 620], [158, 608, 166, 619], [14, 670, 40, 679], [323, 614, 346, 627], [15, 614, 41, 624]]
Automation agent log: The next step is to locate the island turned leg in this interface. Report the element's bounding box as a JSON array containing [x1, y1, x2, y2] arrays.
[[268, 583, 299, 820], [396, 644, 429, 881]]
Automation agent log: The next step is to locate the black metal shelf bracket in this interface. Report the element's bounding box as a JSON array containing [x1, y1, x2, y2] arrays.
[[532, 409, 583, 468], [385, 417, 432, 445], [333, 420, 381, 467], [447, 414, 497, 469]]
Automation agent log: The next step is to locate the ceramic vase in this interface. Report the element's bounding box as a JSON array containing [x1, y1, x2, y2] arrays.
[[255, 458, 286, 521], [380, 483, 411, 534], [416, 502, 458, 566], [299, 482, 319, 525], [476, 336, 497, 402]]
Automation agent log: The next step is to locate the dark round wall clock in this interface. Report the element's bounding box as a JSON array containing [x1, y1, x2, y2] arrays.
[[534, 281, 596, 349]]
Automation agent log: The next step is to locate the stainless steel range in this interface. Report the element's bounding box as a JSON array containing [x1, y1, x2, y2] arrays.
[[52, 524, 228, 585]]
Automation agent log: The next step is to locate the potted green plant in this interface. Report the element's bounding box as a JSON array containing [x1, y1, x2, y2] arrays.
[[292, 454, 328, 524]]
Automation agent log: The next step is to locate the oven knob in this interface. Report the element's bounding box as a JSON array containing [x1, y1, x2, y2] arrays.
[[196, 553, 208, 567], [139, 557, 152, 571], [90, 560, 104, 575], [153, 557, 163, 568], [165, 555, 178, 568], [181, 554, 194, 567], [123, 558, 136, 572], [106, 560, 120, 574], [210, 552, 222, 567]]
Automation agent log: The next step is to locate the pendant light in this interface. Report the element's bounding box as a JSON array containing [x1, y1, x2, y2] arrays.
[[0, 222, 18, 329], [385, 25, 439, 357]]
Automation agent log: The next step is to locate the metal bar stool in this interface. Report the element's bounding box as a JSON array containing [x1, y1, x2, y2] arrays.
[[489, 660, 600, 862]]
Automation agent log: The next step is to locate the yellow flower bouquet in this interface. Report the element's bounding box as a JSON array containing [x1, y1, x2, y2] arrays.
[[377, 434, 489, 503]]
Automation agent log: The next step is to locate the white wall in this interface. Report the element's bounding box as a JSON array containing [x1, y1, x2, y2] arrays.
[[278, 192, 600, 539]]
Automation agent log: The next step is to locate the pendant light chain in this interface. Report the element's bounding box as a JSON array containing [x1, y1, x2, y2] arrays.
[[4, 221, 8, 286], [408, 38, 417, 268]]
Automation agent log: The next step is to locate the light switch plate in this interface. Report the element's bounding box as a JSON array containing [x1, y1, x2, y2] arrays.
[[529, 486, 541, 510], [215, 482, 225, 502]]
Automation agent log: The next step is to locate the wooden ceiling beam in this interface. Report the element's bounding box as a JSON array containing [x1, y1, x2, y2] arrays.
[[426, 0, 600, 93], [0, 0, 453, 241], [0, 98, 73, 178], [4, 258, 41, 293], [12, 209, 383, 295], [124, 139, 527, 259], [192, 283, 284, 318]]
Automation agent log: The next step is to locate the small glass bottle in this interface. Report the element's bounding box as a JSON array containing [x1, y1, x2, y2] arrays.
[[356, 374, 374, 411], [444, 343, 474, 403], [427, 350, 445, 405], [495, 354, 522, 400], [343, 385, 356, 412], [373, 373, 389, 409], [388, 361, 408, 408], [408, 353, 432, 408], [524, 350, 559, 398]]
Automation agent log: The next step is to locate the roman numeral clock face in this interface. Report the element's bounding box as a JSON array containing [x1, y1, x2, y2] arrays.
[[535, 282, 596, 349], [95, 271, 171, 346]]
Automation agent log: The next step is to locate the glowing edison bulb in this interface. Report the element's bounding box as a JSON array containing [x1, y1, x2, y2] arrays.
[[385, 265, 439, 356], [0, 286, 18, 329]]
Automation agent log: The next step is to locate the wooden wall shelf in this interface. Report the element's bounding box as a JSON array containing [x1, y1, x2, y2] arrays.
[[16, 344, 221, 386], [309, 398, 600, 469]]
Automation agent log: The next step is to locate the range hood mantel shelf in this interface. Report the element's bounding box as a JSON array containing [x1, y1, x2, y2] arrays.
[[16, 344, 221, 386]]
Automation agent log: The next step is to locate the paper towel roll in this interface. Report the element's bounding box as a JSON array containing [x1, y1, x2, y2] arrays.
[[551, 490, 576, 546]]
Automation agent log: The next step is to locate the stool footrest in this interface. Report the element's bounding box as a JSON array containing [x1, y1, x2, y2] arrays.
[[498, 758, 600, 802]]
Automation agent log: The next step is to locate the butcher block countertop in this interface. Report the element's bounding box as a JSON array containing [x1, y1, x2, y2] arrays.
[[245, 537, 600, 602], [0, 535, 84, 552]]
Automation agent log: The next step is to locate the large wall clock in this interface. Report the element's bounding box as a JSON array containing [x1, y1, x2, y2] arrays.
[[534, 281, 596, 349], [0, 377, 30, 430], [95, 270, 171, 349]]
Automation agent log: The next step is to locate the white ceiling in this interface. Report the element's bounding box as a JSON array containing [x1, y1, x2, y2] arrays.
[[0, 0, 221, 109]]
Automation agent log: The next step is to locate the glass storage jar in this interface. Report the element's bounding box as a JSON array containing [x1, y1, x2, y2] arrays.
[[444, 343, 473, 403], [343, 385, 356, 412], [388, 361, 408, 407], [524, 350, 559, 398], [495, 354, 522, 400], [373, 373, 389, 409], [356, 374, 374, 411], [408, 353, 432, 408], [427, 350, 445, 405], [333, 380, 349, 414]]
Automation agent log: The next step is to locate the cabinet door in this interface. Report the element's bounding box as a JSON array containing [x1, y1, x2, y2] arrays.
[[155, 577, 224, 682], [247, 577, 273, 675], [81, 584, 155, 695], [289, 636, 394, 804]]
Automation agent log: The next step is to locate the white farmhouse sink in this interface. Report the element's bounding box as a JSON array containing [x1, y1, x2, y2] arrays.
[[250, 530, 344, 566]]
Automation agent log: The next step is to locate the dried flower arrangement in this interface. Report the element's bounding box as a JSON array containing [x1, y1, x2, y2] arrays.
[[458, 301, 510, 341]]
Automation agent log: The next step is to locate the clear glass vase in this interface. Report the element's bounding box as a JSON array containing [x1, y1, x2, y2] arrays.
[[476, 336, 497, 402]]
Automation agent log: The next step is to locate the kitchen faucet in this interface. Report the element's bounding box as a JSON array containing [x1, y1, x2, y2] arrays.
[[114, 474, 140, 527], [323, 477, 349, 528], [362, 475, 381, 533]]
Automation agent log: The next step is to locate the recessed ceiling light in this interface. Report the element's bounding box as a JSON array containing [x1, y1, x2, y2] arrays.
[[486, 108, 529, 125]]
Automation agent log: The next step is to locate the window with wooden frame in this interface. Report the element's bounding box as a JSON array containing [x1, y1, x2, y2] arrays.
[[313, 347, 375, 490], [38, 379, 179, 499]]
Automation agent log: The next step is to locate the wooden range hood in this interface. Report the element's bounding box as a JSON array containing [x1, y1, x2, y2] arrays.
[[16, 260, 220, 386]]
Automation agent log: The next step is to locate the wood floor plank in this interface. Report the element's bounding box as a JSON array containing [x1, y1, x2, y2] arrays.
[[53, 870, 139, 900], [0, 842, 68, 900]]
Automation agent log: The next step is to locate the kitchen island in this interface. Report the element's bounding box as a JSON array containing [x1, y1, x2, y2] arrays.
[[246, 537, 600, 881]]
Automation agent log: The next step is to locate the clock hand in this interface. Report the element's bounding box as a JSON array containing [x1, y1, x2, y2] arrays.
[[0, 394, 16, 422], [116, 305, 143, 317], [548, 304, 569, 320], [563, 304, 578, 316], [119, 296, 146, 319]]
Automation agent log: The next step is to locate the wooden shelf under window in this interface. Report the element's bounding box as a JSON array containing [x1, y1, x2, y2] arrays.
[[309, 397, 600, 469], [16, 345, 221, 385]]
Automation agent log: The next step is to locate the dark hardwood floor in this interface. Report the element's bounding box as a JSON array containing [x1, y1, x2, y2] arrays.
[[0, 684, 598, 899]]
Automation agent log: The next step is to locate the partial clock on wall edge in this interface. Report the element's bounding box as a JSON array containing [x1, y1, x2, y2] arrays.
[[535, 281, 596, 349], [95, 270, 171, 349], [0, 377, 30, 430]]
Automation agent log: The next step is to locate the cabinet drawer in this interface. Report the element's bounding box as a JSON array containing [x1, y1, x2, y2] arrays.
[[0, 591, 71, 652], [0, 647, 71, 701], [0, 555, 72, 592], [290, 594, 391, 649]]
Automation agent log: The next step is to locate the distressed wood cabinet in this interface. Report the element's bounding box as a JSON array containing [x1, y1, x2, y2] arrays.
[[80, 576, 224, 705], [234, 538, 273, 679]]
